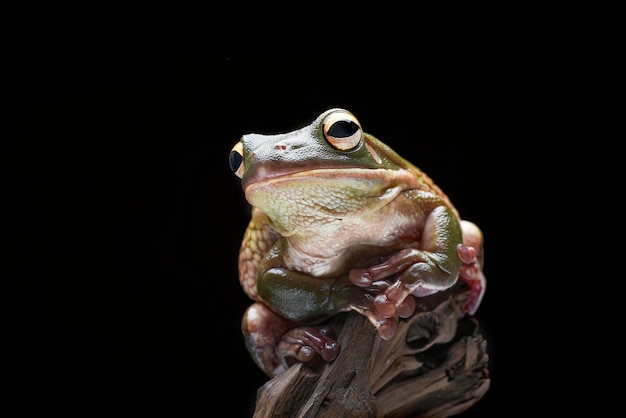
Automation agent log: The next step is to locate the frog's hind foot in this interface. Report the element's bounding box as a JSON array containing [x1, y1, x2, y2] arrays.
[[278, 325, 339, 365], [457, 240, 487, 315], [457, 221, 486, 316], [242, 303, 340, 377]]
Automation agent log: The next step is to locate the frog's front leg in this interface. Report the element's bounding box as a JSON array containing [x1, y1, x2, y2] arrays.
[[349, 191, 463, 321]]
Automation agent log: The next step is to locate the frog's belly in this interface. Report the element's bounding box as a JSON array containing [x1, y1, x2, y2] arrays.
[[283, 222, 414, 277]]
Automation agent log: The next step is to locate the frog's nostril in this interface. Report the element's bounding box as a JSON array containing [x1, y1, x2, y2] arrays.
[[274, 143, 306, 152]]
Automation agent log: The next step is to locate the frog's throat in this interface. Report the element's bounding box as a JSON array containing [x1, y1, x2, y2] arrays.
[[244, 168, 418, 236]]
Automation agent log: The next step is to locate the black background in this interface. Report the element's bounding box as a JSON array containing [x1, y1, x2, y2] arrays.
[[4, 41, 554, 416]]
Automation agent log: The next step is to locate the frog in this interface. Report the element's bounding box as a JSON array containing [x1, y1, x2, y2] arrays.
[[229, 108, 486, 377]]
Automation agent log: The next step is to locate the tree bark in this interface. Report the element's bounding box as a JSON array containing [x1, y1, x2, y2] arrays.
[[253, 281, 490, 418]]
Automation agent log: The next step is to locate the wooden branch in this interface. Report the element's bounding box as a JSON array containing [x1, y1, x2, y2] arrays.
[[253, 282, 490, 418]]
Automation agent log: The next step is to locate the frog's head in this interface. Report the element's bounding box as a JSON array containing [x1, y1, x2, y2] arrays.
[[229, 108, 421, 236]]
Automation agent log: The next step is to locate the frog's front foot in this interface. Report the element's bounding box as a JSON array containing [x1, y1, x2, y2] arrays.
[[348, 251, 430, 340], [242, 303, 339, 377], [346, 283, 416, 340]]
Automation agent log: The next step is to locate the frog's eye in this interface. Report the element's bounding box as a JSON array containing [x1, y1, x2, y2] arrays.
[[229, 142, 245, 179], [322, 111, 362, 151]]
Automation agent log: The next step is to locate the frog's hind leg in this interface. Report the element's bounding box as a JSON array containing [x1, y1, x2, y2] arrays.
[[242, 303, 339, 377]]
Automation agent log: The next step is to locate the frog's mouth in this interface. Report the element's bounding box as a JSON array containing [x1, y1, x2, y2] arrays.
[[243, 165, 418, 192], [244, 167, 418, 235]]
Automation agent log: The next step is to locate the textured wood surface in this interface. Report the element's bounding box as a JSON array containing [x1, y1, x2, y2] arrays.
[[253, 281, 490, 417]]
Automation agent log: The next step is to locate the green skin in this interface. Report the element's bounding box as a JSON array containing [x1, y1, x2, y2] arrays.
[[231, 108, 485, 377]]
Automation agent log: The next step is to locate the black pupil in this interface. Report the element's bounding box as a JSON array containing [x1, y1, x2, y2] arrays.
[[328, 120, 358, 138], [229, 150, 243, 172]]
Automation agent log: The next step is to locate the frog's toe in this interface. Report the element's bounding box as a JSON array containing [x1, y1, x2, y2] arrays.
[[349, 268, 374, 287], [396, 294, 416, 318], [373, 294, 396, 318], [376, 317, 397, 341], [456, 243, 477, 264], [278, 326, 340, 363], [349, 304, 399, 341]]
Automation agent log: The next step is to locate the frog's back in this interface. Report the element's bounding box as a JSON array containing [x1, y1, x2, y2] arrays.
[[362, 132, 460, 219]]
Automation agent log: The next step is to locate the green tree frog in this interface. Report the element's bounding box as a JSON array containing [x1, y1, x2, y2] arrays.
[[229, 108, 486, 377]]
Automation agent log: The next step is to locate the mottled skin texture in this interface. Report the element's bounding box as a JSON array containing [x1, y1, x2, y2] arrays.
[[230, 109, 486, 377]]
